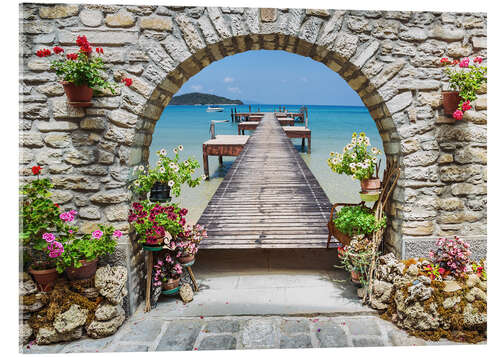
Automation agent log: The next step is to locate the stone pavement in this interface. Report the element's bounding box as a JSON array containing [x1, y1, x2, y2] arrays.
[[22, 249, 480, 353]]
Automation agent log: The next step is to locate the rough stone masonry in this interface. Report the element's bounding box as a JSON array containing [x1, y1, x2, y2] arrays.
[[19, 4, 487, 315]]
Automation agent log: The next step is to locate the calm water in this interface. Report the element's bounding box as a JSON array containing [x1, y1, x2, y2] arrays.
[[150, 105, 385, 225]]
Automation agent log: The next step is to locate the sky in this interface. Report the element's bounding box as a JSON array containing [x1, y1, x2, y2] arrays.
[[175, 50, 364, 106]]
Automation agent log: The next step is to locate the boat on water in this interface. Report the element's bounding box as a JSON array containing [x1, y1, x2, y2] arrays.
[[206, 105, 224, 112]]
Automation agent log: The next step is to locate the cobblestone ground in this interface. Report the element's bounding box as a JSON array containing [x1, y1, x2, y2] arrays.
[[23, 314, 478, 353]]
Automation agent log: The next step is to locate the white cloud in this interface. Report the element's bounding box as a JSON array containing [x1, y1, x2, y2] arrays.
[[224, 76, 235, 83], [190, 84, 203, 91], [227, 86, 241, 94]]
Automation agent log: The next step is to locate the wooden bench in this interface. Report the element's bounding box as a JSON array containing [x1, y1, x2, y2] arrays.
[[202, 135, 249, 179]]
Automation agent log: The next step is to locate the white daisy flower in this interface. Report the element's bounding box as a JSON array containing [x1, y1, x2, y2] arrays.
[[343, 147, 348, 153], [160, 148, 167, 156], [351, 137, 356, 144], [134, 180, 140, 186], [371, 147, 378, 154], [184, 160, 189, 166], [330, 152, 334, 156], [349, 163, 356, 169], [174, 165, 179, 172], [168, 180, 175, 187], [138, 165, 144, 171], [365, 137, 371, 146], [351, 153, 356, 159], [372, 157, 377, 163], [173, 148, 178, 154], [178, 145, 183, 151], [169, 162, 176, 169], [159, 167, 166, 173], [357, 137, 364, 144], [202, 175, 207, 180]]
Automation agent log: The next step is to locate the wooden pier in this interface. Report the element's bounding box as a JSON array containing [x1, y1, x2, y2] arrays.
[[198, 113, 335, 249]]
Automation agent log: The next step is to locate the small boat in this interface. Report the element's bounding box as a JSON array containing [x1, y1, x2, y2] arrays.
[[206, 105, 224, 112]]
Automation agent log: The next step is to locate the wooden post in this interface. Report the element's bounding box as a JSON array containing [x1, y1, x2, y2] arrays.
[[144, 251, 153, 312], [203, 145, 209, 180], [231, 108, 234, 122], [308, 136, 311, 154], [305, 108, 309, 129], [186, 266, 199, 292], [219, 155, 223, 165], [301, 138, 305, 151]]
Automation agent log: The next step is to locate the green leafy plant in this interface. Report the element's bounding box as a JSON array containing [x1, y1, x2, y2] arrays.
[[333, 205, 386, 237], [328, 132, 382, 181], [36, 35, 132, 93], [130, 145, 204, 198], [55, 225, 119, 273], [338, 237, 376, 287], [441, 56, 487, 120], [20, 166, 76, 269]]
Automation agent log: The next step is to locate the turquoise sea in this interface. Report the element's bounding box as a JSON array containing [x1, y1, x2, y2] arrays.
[[150, 104, 385, 225]]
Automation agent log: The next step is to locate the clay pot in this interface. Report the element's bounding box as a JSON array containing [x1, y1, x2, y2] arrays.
[[360, 178, 381, 192], [351, 271, 361, 284], [162, 277, 181, 291], [61, 81, 93, 106], [65, 258, 98, 281], [442, 91, 460, 116], [178, 254, 195, 264], [29, 266, 59, 292]]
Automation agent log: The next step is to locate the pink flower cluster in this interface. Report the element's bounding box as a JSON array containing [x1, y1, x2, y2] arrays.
[[48, 241, 64, 258], [60, 210, 77, 222], [92, 230, 103, 239], [429, 236, 471, 277], [152, 254, 183, 287]]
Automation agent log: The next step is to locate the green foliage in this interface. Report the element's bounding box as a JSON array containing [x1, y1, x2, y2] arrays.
[[444, 62, 487, 110], [55, 225, 117, 273], [130, 145, 204, 198], [334, 205, 386, 237], [170, 92, 243, 105], [339, 237, 376, 287], [328, 132, 382, 181], [50, 51, 116, 94]]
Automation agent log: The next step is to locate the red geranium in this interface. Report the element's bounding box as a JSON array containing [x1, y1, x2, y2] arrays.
[[36, 48, 52, 57], [122, 78, 133, 87], [53, 46, 64, 54], [461, 100, 472, 112], [95, 47, 104, 54], [66, 53, 78, 60], [31, 165, 42, 175]]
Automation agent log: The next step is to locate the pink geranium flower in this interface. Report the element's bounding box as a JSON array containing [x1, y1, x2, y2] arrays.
[[453, 109, 464, 120], [42, 233, 55, 243], [92, 230, 103, 239]]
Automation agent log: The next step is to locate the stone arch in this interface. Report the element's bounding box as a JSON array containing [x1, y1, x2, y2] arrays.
[[20, 4, 487, 314]]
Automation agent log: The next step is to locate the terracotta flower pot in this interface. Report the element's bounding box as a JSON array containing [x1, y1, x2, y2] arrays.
[[29, 266, 59, 292], [61, 81, 93, 107], [162, 277, 181, 291], [360, 178, 381, 192], [442, 91, 460, 116], [178, 254, 195, 264], [351, 271, 361, 284], [65, 258, 98, 281]]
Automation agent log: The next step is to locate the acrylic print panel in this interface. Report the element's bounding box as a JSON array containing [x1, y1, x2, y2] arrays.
[[18, 0, 487, 353]]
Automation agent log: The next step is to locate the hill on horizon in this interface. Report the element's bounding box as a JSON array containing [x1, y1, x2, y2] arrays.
[[170, 92, 243, 105]]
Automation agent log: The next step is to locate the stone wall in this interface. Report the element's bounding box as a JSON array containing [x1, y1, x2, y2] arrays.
[[19, 3, 487, 315]]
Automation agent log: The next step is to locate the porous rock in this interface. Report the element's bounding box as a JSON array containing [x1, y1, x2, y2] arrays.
[[36, 326, 83, 345], [53, 304, 88, 334], [86, 306, 125, 338], [94, 302, 119, 321], [179, 284, 194, 303], [94, 265, 128, 305]]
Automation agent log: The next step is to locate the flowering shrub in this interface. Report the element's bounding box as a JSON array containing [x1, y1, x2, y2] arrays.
[[421, 262, 448, 281], [20, 166, 76, 269], [440, 56, 487, 120], [177, 224, 207, 256], [153, 254, 183, 287], [36, 35, 132, 93], [128, 201, 187, 245], [333, 205, 386, 237], [328, 132, 381, 181], [131, 145, 204, 198], [429, 236, 471, 277], [55, 224, 119, 273]]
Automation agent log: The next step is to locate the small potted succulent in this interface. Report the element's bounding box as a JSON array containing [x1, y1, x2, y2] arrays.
[[328, 132, 382, 201], [35, 35, 132, 106], [128, 201, 187, 249], [153, 254, 184, 293], [20, 166, 72, 291], [57, 224, 120, 280], [440, 57, 487, 119], [131, 145, 205, 202], [177, 224, 207, 264]]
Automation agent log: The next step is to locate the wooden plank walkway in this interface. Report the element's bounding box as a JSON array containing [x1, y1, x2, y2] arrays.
[[198, 113, 337, 249]]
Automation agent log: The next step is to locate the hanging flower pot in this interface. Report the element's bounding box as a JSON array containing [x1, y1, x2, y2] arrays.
[[149, 182, 171, 203], [29, 266, 59, 292], [61, 81, 93, 107], [178, 254, 195, 264], [65, 258, 98, 281], [162, 277, 181, 291], [442, 91, 461, 116], [360, 178, 381, 192]]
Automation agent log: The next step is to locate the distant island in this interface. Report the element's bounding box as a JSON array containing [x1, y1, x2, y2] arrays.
[[170, 92, 243, 105]]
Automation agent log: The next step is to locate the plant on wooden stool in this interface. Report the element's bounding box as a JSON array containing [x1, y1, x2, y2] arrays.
[[339, 237, 376, 287], [128, 201, 187, 246], [333, 205, 386, 238], [36, 35, 133, 101], [178, 224, 207, 258], [130, 145, 204, 199], [153, 253, 183, 289]]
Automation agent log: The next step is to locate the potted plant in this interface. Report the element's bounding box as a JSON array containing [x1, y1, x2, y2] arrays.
[[177, 224, 207, 264], [35, 35, 132, 106], [328, 132, 382, 200], [130, 145, 205, 202], [56, 225, 120, 280], [128, 201, 187, 248], [339, 237, 376, 286], [440, 57, 487, 119], [333, 205, 386, 242], [153, 254, 184, 293], [20, 166, 75, 291]]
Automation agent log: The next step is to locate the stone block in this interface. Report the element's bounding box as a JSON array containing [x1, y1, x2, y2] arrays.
[[280, 334, 312, 348], [401, 221, 434, 236], [90, 191, 129, 204], [79, 9, 103, 27], [451, 183, 487, 196], [51, 99, 85, 119], [39, 5, 79, 19], [315, 321, 348, 347], [333, 32, 358, 59], [199, 335, 236, 350], [306, 9, 330, 18], [156, 320, 202, 351], [105, 9, 135, 28], [260, 8, 277, 22], [43, 133, 71, 148], [59, 29, 138, 46], [140, 16, 173, 31]]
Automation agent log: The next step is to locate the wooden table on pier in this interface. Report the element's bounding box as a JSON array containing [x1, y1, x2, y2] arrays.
[[233, 112, 265, 122], [197, 113, 333, 249], [277, 118, 295, 126], [202, 135, 250, 179], [247, 115, 263, 122], [238, 121, 259, 135], [282, 126, 311, 154]]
